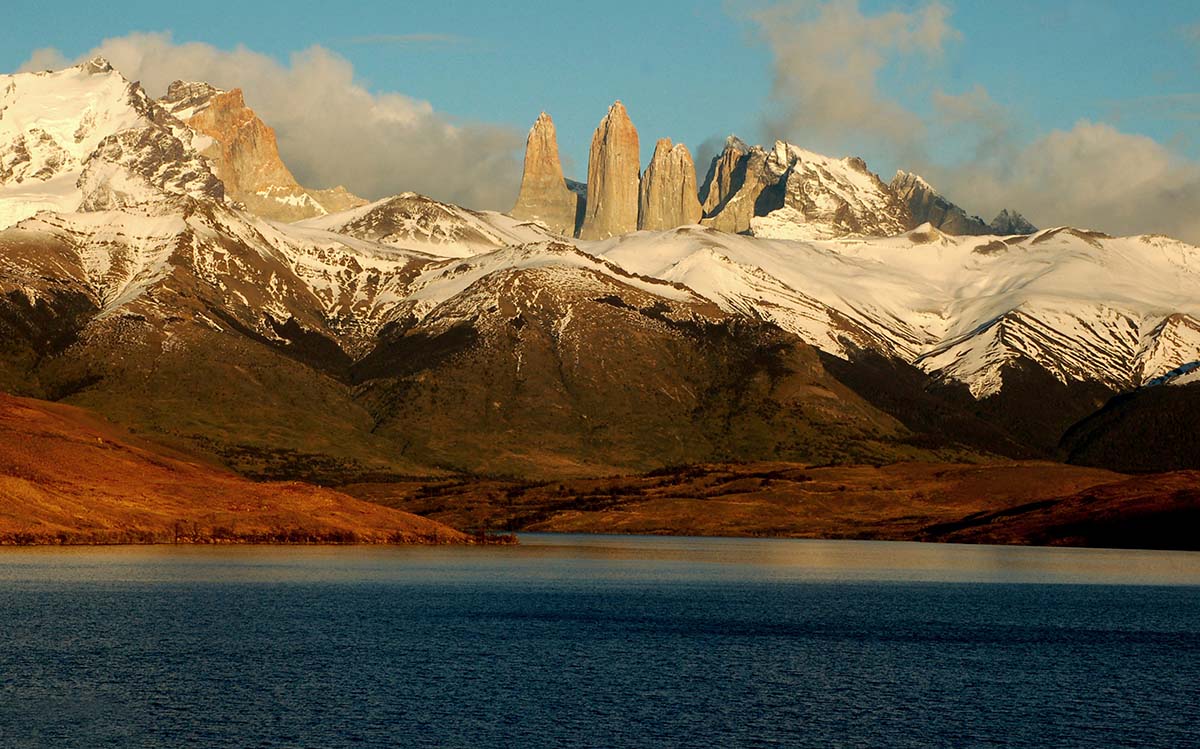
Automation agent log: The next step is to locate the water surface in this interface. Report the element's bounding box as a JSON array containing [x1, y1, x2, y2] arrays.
[[1, 535, 1197, 747]]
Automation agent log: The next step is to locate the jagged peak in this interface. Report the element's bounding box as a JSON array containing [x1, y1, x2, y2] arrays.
[[721, 135, 750, 154], [164, 80, 223, 100], [989, 208, 1037, 235], [81, 57, 114, 75], [892, 170, 934, 192], [603, 99, 631, 120]]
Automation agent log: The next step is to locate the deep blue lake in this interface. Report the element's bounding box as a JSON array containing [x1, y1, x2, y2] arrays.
[[1, 534, 1198, 748]]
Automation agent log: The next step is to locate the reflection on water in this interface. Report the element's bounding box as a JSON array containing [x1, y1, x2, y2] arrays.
[[1, 534, 1196, 586], [1, 535, 1197, 748]]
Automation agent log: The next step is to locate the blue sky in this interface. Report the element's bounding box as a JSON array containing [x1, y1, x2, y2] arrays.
[[3, 1, 1196, 172], [2, 1, 1198, 238]]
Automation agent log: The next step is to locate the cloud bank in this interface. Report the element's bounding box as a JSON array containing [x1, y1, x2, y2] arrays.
[[747, 1, 1200, 243], [20, 33, 521, 211]]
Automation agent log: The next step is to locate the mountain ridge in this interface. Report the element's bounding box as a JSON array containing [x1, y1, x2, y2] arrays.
[[1, 58, 1198, 486]]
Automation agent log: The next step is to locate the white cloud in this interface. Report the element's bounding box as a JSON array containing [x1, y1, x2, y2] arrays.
[[17, 47, 70, 72], [747, 1, 1200, 243], [19, 32, 522, 210], [750, 0, 957, 163], [930, 121, 1200, 242]]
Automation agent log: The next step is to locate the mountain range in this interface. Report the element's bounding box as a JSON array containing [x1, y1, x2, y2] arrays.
[[0, 58, 1197, 543]]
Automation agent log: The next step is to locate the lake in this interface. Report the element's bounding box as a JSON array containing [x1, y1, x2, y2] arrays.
[[1, 534, 1198, 748]]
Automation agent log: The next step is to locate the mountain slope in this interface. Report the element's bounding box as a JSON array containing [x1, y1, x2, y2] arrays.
[[1061, 378, 1200, 472], [0, 392, 466, 543], [0, 197, 950, 480], [592, 226, 1200, 399], [351, 241, 929, 477]]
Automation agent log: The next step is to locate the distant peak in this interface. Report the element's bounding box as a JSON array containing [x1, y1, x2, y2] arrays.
[[81, 57, 113, 75], [724, 135, 750, 153], [893, 170, 934, 192], [163, 80, 222, 102]]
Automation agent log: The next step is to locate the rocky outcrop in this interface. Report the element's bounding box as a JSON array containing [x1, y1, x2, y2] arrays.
[[748, 142, 911, 240], [700, 146, 772, 234], [578, 101, 640, 240], [989, 209, 1037, 235], [699, 136, 751, 217], [700, 141, 910, 239], [638, 138, 702, 230], [891, 172, 1037, 236], [510, 112, 579, 236], [160, 82, 366, 222], [891, 171, 989, 235]]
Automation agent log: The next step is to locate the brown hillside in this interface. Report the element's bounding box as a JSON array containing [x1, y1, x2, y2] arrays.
[[346, 461, 1128, 542], [0, 393, 466, 544]]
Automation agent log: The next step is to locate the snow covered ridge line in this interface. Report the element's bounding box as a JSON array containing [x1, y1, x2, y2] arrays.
[[588, 224, 1200, 397], [4, 181, 1198, 400], [1, 57, 1197, 400]]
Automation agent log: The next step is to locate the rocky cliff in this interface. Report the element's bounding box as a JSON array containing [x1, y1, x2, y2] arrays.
[[700, 144, 772, 234], [510, 112, 580, 236], [892, 171, 1036, 236], [160, 81, 366, 222], [697, 138, 910, 239], [699, 136, 751, 217], [891, 171, 989, 235], [638, 138, 702, 231], [578, 101, 640, 240]]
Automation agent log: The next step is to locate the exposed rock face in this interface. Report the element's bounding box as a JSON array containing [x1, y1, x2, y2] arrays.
[[989, 209, 1037, 235], [78, 124, 224, 211], [890, 171, 1037, 236], [578, 101, 640, 240], [891, 171, 989, 235], [700, 146, 771, 234], [748, 142, 911, 240], [510, 112, 579, 236], [160, 82, 366, 222], [699, 141, 909, 239], [699, 136, 751, 217], [638, 138, 702, 230]]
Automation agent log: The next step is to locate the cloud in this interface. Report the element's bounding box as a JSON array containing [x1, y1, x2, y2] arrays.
[[17, 47, 70, 72], [344, 33, 471, 47], [19, 32, 521, 210], [930, 121, 1200, 242], [745, 1, 1200, 243], [749, 0, 957, 163]]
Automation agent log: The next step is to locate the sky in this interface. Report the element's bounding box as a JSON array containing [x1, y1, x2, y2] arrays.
[[2, 0, 1198, 240]]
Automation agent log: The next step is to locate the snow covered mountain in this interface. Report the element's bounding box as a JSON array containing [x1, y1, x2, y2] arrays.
[[2, 57, 1200, 476], [589, 225, 1200, 398], [297, 192, 555, 258], [0, 58, 222, 228], [698, 138, 910, 240]]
